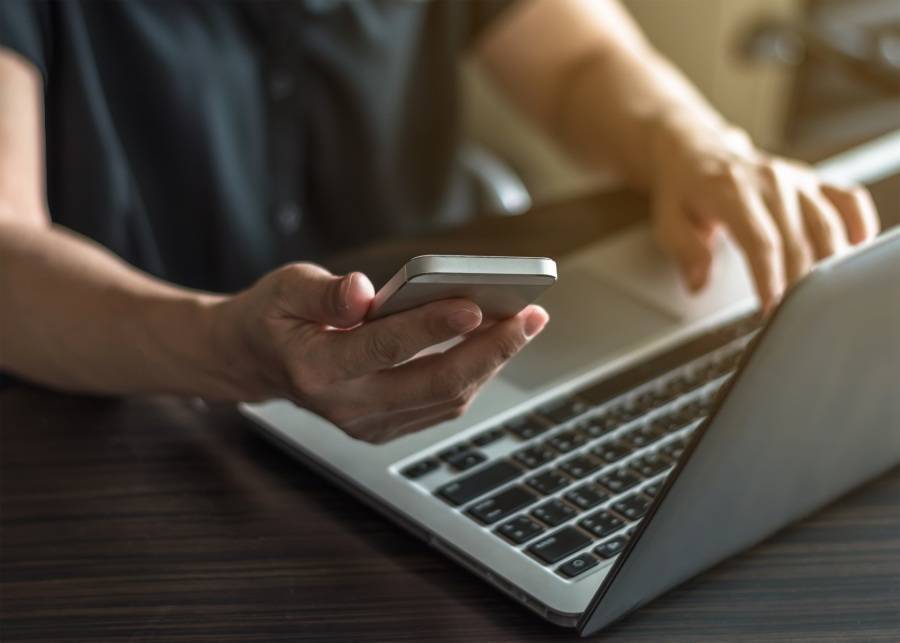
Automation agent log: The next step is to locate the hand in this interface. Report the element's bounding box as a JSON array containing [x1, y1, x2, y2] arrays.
[[215, 263, 549, 443], [649, 119, 880, 312]]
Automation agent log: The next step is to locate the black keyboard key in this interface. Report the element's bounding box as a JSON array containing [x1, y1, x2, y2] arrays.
[[467, 485, 538, 525], [559, 455, 602, 479], [532, 499, 577, 527], [401, 458, 440, 479], [621, 424, 665, 449], [661, 437, 687, 460], [539, 396, 593, 425], [528, 527, 592, 565], [612, 493, 653, 521], [594, 535, 628, 558], [436, 460, 522, 506], [526, 470, 570, 495], [633, 389, 666, 412], [597, 468, 642, 495], [437, 444, 468, 462], [564, 483, 610, 511], [513, 445, 557, 469], [643, 481, 663, 498], [471, 428, 505, 447], [579, 417, 616, 439], [445, 450, 487, 472], [591, 440, 634, 465], [631, 452, 672, 478], [546, 429, 589, 454], [506, 414, 551, 440], [578, 509, 625, 538], [496, 515, 545, 544], [557, 552, 600, 578]]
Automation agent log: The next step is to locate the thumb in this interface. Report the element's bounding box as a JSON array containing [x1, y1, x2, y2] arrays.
[[653, 197, 715, 293], [273, 263, 374, 328]]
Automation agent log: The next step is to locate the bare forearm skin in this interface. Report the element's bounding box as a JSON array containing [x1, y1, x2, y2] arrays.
[[477, 0, 747, 189], [0, 221, 244, 399]]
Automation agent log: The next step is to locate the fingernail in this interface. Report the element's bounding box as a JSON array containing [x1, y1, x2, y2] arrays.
[[339, 273, 356, 311], [524, 308, 548, 338], [447, 309, 481, 333]]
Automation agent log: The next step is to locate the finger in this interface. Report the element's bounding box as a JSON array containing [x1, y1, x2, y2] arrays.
[[368, 305, 548, 411], [327, 298, 483, 379], [799, 188, 849, 260], [762, 163, 815, 285], [273, 263, 374, 328], [703, 172, 786, 312], [820, 184, 881, 245], [653, 194, 715, 292]]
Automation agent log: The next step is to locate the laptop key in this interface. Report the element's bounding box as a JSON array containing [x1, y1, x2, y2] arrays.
[[594, 535, 628, 559], [539, 396, 593, 425], [591, 440, 634, 465], [471, 428, 505, 447], [578, 509, 625, 538], [467, 485, 538, 525], [643, 481, 663, 498], [597, 468, 643, 495], [513, 445, 557, 469], [435, 460, 522, 506], [661, 437, 687, 460], [546, 429, 589, 454], [506, 414, 551, 441], [612, 493, 653, 521], [624, 423, 666, 449], [437, 444, 469, 462], [526, 470, 570, 496], [528, 526, 592, 565], [580, 418, 616, 439], [564, 483, 610, 511], [631, 452, 672, 478], [557, 552, 600, 578], [496, 515, 545, 544], [401, 458, 440, 479], [532, 499, 578, 527], [559, 455, 602, 479], [445, 450, 487, 472]]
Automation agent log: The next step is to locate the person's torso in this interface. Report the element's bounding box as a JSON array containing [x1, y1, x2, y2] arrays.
[[39, 0, 497, 291]]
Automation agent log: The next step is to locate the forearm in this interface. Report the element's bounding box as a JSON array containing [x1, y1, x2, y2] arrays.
[[478, 0, 748, 189], [553, 44, 742, 189], [0, 221, 245, 399]]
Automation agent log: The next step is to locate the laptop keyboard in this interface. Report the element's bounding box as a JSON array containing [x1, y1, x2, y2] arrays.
[[398, 314, 761, 581]]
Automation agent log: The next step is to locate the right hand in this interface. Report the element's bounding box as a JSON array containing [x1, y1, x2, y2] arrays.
[[215, 263, 548, 444]]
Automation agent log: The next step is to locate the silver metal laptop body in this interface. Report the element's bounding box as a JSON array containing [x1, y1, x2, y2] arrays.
[[242, 130, 900, 634]]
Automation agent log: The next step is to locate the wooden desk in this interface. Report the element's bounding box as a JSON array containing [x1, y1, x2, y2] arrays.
[[2, 192, 899, 641]]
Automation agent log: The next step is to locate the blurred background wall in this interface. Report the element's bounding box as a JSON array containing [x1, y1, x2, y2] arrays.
[[463, 0, 900, 206]]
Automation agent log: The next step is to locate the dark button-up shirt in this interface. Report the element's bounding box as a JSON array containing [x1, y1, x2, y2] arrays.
[[0, 0, 514, 291]]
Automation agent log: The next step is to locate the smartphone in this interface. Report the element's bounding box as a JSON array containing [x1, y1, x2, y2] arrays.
[[367, 254, 557, 321]]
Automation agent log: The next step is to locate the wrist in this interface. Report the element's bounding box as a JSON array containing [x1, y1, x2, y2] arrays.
[[205, 293, 278, 402], [646, 110, 756, 185]]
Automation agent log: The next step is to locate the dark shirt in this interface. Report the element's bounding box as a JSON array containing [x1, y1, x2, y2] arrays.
[[0, 0, 514, 292]]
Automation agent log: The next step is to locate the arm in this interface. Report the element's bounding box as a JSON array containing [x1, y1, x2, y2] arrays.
[[477, 0, 880, 311], [0, 50, 548, 442]]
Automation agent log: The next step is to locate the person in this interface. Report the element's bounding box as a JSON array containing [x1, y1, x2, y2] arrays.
[[0, 0, 880, 444]]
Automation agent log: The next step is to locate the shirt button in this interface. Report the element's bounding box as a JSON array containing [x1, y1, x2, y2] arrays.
[[277, 203, 302, 234], [269, 70, 295, 100]]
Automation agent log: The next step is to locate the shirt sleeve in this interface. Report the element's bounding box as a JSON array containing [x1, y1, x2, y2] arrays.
[[0, 0, 52, 83]]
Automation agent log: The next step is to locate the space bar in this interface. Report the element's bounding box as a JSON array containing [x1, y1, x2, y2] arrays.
[[436, 460, 522, 506]]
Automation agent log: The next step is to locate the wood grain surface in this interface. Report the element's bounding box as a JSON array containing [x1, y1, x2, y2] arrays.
[[2, 190, 899, 641]]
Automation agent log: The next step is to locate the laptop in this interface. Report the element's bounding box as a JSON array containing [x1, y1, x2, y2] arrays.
[[242, 130, 900, 636]]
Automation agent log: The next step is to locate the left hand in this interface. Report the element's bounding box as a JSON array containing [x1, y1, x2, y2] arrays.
[[649, 119, 880, 312]]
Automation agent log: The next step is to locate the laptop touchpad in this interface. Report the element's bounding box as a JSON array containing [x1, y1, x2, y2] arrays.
[[501, 270, 678, 392]]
